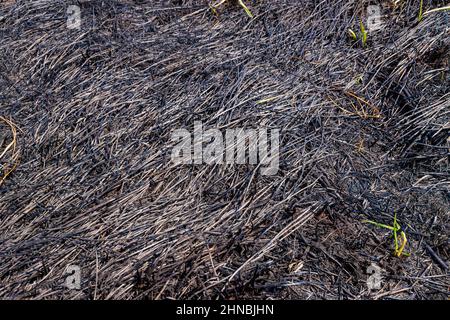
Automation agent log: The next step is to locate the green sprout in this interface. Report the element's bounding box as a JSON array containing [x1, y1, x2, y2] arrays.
[[348, 20, 368, 47], [211, 0, 254, 18], [363, 212, 410, 257], [418, 0, 424, 22], [348, 29, 357, 41], [238, 0, 253, 18], [360, 20, 368, 46]]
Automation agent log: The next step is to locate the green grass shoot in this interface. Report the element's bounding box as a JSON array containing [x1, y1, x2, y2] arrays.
[[418, 0, 424, 22], [238, 0, 253, 18], [211, 0, 254, 18], [363, 212, 410, 257], [348, 20, 368, 47], [359, 20, 368, 47]]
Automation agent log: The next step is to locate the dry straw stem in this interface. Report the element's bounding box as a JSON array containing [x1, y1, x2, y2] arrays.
[[423, 5, 450, 15], [0, 116, 20, 186]]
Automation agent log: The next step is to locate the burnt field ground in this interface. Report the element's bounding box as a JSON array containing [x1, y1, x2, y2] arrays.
[[0, 0, 449, 299]]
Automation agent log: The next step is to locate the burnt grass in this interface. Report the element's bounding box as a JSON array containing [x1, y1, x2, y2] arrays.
[[0, 0, 448, 299]]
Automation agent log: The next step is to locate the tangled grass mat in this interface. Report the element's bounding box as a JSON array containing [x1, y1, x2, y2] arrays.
[[0, 0, 448, 299]]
